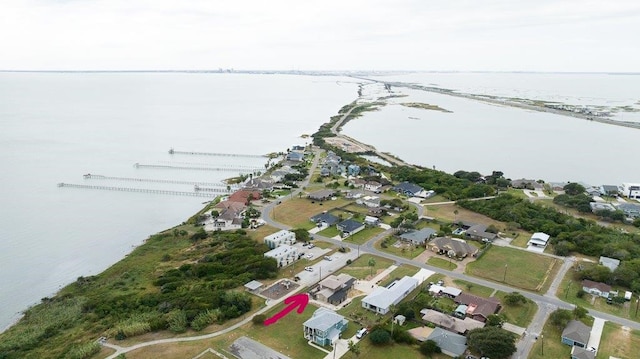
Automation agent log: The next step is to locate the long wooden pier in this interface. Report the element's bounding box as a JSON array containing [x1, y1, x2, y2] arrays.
[[193, 185, 232, 193], [82, 174, 233, 187], [168, 148, 267, 158], [134, 163, 261, 173], [57, 183, 215, 198]]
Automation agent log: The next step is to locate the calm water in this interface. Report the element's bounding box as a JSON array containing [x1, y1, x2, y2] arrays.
[[343, 75, 640, 185], [0, 72, 358, 330]]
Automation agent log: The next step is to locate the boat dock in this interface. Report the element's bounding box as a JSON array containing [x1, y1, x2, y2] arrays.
[[57, 183, 215, 198]]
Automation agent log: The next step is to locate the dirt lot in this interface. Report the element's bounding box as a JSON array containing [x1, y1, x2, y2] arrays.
[[260, 279, 300, 300]]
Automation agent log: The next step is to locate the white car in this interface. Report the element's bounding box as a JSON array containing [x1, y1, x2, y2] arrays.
[[304, 266, 313, 272], [306, 254, 314, 259], [308, 243, 315, 249]]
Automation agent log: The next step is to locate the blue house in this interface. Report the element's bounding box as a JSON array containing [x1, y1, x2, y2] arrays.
[[303, 308, 348, 346], [561, 320, 590, 348], [347, 164, 360, 176]]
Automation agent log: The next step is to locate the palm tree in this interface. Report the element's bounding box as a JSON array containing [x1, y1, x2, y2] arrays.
[[368, 257, 376, 277]]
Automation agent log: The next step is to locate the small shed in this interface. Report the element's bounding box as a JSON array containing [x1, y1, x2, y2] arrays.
[[244, 280, 264, 292], [394, 314, 406, 326]]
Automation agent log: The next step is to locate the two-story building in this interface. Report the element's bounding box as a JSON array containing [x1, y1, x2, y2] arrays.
[[303, 308, 348, 346], [311, 274, 356, 305], [264, 229, 296, 249], [264, 245, 298, 268]]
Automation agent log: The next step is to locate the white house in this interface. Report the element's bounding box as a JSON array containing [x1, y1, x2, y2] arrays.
[[361, 276, 419, 314], [621, 183, 640, 199], [264, 245, 298, 268], [528, 232, 550, 247], [357, 195, 380, 208], [582, 279, 612, 298], [364, 181, 382, 193], [264, 229, 296, 249]]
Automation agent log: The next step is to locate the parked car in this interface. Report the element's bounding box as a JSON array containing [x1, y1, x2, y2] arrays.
[[306, 254, 314, 259], [304, 266, 313, 272], [324, 256, 333, 261], [308, 243, 315, 249], [356, 328, 368, 339]]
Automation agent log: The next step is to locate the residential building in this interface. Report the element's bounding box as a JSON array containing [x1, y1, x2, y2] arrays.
[[528, 232, 550, 248], [308, 189, 336, 201], [291, 145, 305, 151], [337, 219, 365, 237], [621, 183, 640, 199], [310, 212, 340, 228], [420, 309, 485, 334], [428, 237, 478, 259], [243, 177, 274, 191], [585, 186, 602, 197], [286, 152, 304, 162], [590, 202, 616, 213], [617, 202, 640, 218], [264, 245, 298, 268], [561, 320, 591, 348], [599, 256, 621, 272], [571, 346, 596, 359], [364, 181, 382, 193], [364, 216, 380, 226], [212, 201, 246, 230], [357, 195, 380, 208], [465, 224, 497, 242], [600, 185, 620, 197], [425, 327, 467, 358], [399, 228, 437, 246], [264, 229, 296, 249], [361, 276, 419, 314], [347, 164, 360, 176], [582, 279, 612, 298], [393, 181, 430, 198], [311, 274, 356, 305], [303, 308, 348, 346], [228, 189, 261, 205], [511, 178, 542, 190], [428, 285, 462, 298], [453, 293, 501, 322]]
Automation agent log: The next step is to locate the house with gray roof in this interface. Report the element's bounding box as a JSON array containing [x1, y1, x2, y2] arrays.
[[582, 279, 612, 298], [311, 274, 356, 305], [616, 202, 640, 218], [426, 327, 467, 358], [310, 212, 340, 228], [286, 152, 304, 162], [347, 164, 360, 176], [453, 293, 501, 322], [393, 181, 430, 197], [428, 237, 478, 259], [600, 185, 619, 196], [308, 189, 336, 201], [562, 320, 591, 348], [399, 228, 437, 245], [511, 178, 542, 190], [599, 256, 620, 272], [361, 276, 419, 314], [571, 346, 596, 359], [465, 224, 497, 242], [303, 308, 348, 347], [527, 232, 550, 248], [590, 202, 616, 213], [337, 219, 365, 238]]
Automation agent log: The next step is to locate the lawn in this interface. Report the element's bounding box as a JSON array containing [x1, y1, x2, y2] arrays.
[[343, 227, 385, 245], [451, 279, 495, 298], [246, 224, 281, 243], [596, 322, 640, 359], [318, 226, 340, 238], [338, 296, 387, 329], [376, 237, 426, 259], [555, 264, 640, 322], [342, 339, 449, 359], [271, 197, 351, 228], [528, 316, 571, 359], [339, 255, 394, 280], [427, 257, 458, 270], [466, 246, 560, 292], [378, 264, 419, 287], [495, 291, 538, 327]]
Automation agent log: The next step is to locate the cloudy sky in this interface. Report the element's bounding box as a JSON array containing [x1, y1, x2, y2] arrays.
[[1, 0, 638, 72]]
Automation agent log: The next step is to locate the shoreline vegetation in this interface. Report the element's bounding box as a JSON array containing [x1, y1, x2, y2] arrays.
[[400, 102, 452, 113], [2, 77, 640, 358]]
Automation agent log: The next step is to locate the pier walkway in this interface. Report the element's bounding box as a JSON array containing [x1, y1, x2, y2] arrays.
[[83, 174, 233, 188], [169, 148, 267, 158], [57, 183, 215, 198], [134, 163, 261, 173]]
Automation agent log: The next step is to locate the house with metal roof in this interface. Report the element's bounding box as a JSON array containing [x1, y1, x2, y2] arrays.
[[562, 320, 591, 348], [337, 219, 365, 238], [361, 276, 419, 314], [616, 202, 640, 218], [426, 327, 467, 358], [527, 232, 550, 248], [598, 256, 620, 272], [303, 308, 348, 346], [399, 228, 437, 245]]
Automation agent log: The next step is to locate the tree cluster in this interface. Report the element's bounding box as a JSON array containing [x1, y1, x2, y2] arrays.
[[467, 326, 517, 359]]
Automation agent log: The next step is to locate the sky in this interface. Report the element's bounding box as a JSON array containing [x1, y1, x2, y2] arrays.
[[1, 0, 639, 72]]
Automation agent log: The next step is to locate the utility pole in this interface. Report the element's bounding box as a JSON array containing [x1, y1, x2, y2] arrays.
[[541, 334, 544, 355], [503, 264, 508, 282]]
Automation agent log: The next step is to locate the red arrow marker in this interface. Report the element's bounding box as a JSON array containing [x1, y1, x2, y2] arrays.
[[264, 293, 309, 326]]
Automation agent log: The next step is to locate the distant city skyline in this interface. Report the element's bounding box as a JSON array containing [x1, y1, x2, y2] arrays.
[[1, 0, 639, 72]]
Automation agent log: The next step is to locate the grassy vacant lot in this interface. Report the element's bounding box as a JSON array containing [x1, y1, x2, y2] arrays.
[[376, 237, 427, 259], [428, 257, 458, 270], [338, 296, 386, 329], [597, 322, 640, 359], [495, 291, 537, 327], [339, 255, 394, 280], [528, 320, 571, 359], [378, 264, 419, 287], [271, 197, 351, 228], [318, 226, 340, 238], [452, 279, 495, 297], [466, 246, 560, 292], [555, 265, 640, 322], [343, 227, 385, 245], [342, 339, 449, 359], [246, 224, 281, 243]]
